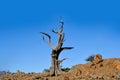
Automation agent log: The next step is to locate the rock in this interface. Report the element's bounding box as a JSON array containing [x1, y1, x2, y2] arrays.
[[74, 69, 82, 76], [99, 63, 103, 67], [113, 60, 120, 71], [98, 76, 104, 79], [116, 65, 120, 71], [89, 74, 97, 79], [1, 58, 120, 80], [42, 72, 50, 77], [117, 72, 120, 79], [64, 76, 69, 80], [32, 75, 41, 79], [94, 54, 102, 64]]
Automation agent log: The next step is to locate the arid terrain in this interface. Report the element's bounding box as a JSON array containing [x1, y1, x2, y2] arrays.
[[0, 54, 120, 80]]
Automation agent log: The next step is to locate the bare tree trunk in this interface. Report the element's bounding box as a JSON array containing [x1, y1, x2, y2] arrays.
[[50, 50, 59, 76], [41, 21, 73, 76]]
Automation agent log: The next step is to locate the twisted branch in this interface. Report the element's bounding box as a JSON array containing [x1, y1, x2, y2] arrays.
[[40, 32, 55, 49]]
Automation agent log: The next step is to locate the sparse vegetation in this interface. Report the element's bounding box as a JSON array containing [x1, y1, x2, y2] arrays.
[[61, 67, 70, 72], [85, 55, 95, 62], [43, 69, 50, 72]]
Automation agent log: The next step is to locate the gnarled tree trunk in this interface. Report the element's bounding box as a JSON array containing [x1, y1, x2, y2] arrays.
[[41, 21, 73, 76]]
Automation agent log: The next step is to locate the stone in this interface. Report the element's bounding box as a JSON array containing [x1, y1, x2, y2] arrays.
[[74, 69, 82, 76], [94, 54, 102, 64], [64, 76, 69, 80]]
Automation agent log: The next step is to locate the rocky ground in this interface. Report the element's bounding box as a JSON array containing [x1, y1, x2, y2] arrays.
[[0, 55, 120, 80]]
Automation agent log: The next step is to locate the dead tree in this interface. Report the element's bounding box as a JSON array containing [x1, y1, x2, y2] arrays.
[[41, 21, 73, 76]]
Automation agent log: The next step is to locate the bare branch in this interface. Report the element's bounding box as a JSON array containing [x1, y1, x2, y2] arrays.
[[61, 58, 68, 61], [59, 21, 64, 33], [62, 47, 74, 50], [52, 21, 64, 36], [52, 29, 57, 34], [40, 32, 55, 49], [56, 58, 68, 64], [40, 32, 51, 40], [51, 22, 64, 50], [55, 58, 68, 73]]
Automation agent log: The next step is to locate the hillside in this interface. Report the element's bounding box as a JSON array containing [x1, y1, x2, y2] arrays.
[[0, 55, 120, 80]]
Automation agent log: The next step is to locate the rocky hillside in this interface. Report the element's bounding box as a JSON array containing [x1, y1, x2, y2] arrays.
[[1, 55, 120, 80], [67, 58, 120, 80]]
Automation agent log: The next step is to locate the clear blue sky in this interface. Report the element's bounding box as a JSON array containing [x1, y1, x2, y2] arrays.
[[0, 0, 120, 73]]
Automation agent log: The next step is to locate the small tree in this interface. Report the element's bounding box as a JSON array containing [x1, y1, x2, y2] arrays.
[[41, 21, 73, 76], [61, 67, 70, 72], [43, 69, 50, 73], [85, 55, 95, 62]]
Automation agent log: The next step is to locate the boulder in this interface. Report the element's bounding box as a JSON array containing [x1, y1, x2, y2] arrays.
[[94, 54, 102, 64]]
